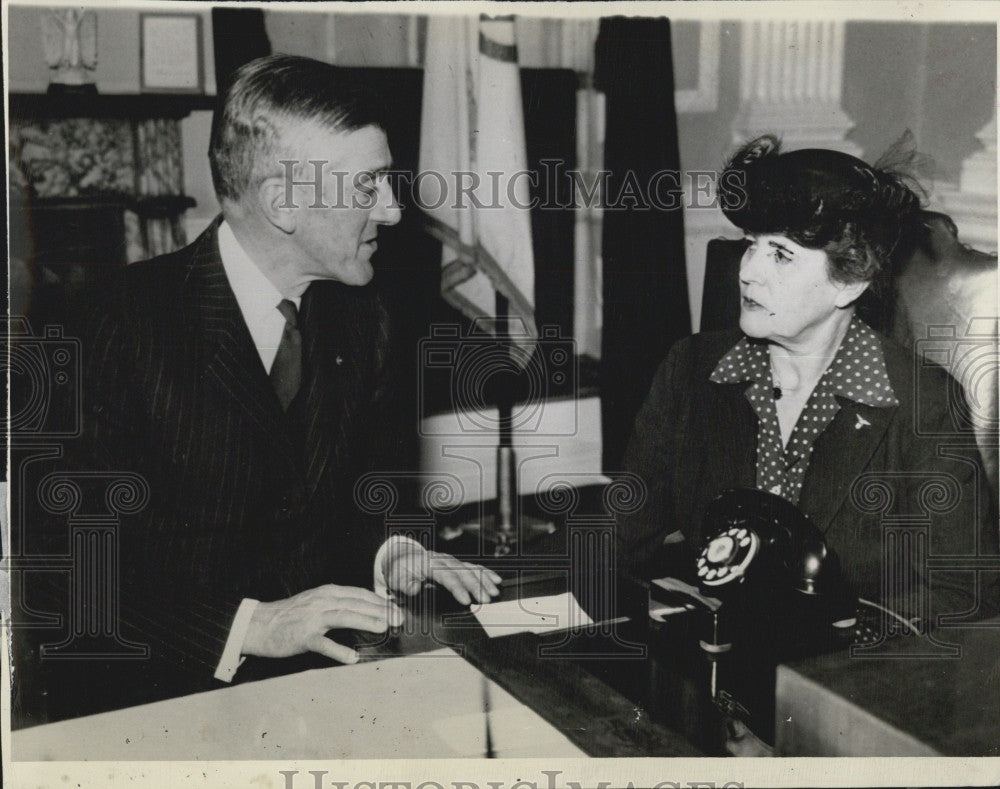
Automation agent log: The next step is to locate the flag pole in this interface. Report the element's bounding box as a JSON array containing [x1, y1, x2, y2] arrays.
[[494, 290, 516, 555], [419, 15, 553, 555], [491, 291, 556, 557]]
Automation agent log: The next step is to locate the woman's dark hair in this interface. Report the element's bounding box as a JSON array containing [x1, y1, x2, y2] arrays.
[[718, 135, 925, 300]]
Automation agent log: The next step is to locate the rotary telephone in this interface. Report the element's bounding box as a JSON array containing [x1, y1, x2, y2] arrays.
[[649, 488, 859, 745], [696, 488, 856, 615]]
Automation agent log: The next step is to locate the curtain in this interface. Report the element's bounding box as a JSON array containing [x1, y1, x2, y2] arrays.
[[595, 17, 689, 471], [211, 8, 271, 97]]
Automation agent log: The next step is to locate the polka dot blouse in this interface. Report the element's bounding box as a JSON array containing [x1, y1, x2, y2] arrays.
[[709, 316, 898, 505]]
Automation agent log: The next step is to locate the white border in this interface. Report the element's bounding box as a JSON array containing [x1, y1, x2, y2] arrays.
[[4, 2, 999, 788]]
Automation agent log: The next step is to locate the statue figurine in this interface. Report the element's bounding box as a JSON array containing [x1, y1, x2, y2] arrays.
[[41, 9, 97, 89]]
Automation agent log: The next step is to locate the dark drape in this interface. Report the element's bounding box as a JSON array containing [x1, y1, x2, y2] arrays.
[[211, 8, 272, 97], [522, 70, 578, 347], [596, 18, 689, 472]]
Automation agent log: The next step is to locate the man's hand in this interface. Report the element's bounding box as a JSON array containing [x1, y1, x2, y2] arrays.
[[242, 584, 403, 664], [384, 542, 501, 605]]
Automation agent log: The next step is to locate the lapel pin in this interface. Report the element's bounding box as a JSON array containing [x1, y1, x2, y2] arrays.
[[855, 414, 871, 430], [335, 355, 343, 366]]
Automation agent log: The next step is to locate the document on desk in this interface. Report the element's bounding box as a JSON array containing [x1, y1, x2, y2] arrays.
[[12, 647, 585, 760], [473, 591, 593, 637]]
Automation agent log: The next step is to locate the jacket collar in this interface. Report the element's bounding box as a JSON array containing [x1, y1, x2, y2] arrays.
[[181, 217, 302, 483], [709, 315, 898, 409]]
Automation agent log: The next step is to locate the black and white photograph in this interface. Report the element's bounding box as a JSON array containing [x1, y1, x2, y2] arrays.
[[3, 1, 999, 787]]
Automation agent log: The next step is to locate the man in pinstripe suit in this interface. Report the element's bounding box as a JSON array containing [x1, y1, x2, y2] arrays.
[[20, 55, 500, 720]]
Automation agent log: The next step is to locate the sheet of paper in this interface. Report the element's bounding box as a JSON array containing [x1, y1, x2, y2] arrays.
[[473, 591, 593, 637], [11, 647, 587, 760]]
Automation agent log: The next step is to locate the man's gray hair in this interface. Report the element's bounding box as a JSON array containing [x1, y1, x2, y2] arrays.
[[208, 54, 383, 203]]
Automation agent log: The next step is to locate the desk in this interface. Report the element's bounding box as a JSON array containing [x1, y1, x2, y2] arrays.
[[13, 523, 996, 759], [12, 572, 701, 760], [776, 621, 1000, 755], [13, 648, 590, 760]]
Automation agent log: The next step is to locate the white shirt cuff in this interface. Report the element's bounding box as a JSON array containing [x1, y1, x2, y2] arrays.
[[373, 535, 425, 597], [214, 597, 259, 683]]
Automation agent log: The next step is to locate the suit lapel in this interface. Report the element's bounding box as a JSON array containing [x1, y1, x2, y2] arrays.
[[295, 282, 366, 498], [683, 379, 758, 533], [181, 221, 299, 473], [800, 396, 895, 534], [718, 383, 758, 490]]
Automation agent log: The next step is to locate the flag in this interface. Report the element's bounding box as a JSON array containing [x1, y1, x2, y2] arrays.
[[419, 15, 536, 347]]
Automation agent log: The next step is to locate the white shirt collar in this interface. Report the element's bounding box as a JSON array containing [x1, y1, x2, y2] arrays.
[[217, 220, 299, 372]]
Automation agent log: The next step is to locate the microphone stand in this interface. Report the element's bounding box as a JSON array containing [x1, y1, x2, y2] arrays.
[[488, 291, 554, 557], [494, 291, 517, 555], [447, 292, 555, 556]]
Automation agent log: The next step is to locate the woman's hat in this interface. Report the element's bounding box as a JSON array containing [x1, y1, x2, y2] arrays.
[[718, 135, 922, 254]]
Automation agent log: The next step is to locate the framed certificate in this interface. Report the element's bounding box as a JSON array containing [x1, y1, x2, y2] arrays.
[[140, 13, 204, 93]]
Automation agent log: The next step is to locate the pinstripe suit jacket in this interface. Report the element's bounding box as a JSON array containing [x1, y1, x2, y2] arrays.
[[26, 219, 403, 714]]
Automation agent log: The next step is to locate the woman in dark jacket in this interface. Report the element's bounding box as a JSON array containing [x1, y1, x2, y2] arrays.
[[619, 134, 998, 631], [617, 135, 999, 754]]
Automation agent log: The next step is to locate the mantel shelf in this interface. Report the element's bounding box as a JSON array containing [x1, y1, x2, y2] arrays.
[[10, 91, 217, 120], [19, 194, 197, 218]]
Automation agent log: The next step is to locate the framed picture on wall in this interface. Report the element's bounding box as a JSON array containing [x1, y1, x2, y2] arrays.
[[140, 13, 203, 92]]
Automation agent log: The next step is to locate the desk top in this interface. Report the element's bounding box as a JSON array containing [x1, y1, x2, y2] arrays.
[[17, 531, 993, 760], [13, 648, 590, 761], [13, 571, 701, 760], [355, 577, 702, 759], [776, 621, 1000, 756]]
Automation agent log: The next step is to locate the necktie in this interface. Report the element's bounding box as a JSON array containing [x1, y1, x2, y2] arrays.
[[270, 299, 301, 410]]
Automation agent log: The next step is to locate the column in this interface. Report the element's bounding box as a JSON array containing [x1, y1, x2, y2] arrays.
[[848, 472, 963, 658], [535, 474, 646, 658], [37, 473, 150, 659], [932, 108, 998, 252], [731, 20, 861, 156]]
